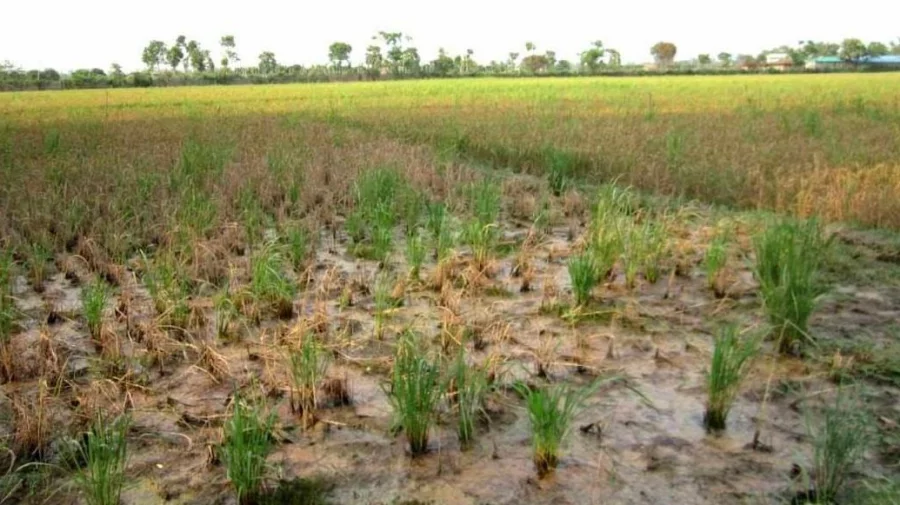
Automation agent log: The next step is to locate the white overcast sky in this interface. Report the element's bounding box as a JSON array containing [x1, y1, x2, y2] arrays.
[[3, 0, 898, 71]]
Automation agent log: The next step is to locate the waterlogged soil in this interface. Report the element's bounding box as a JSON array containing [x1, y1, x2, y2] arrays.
[[4, 205, 900, 505]]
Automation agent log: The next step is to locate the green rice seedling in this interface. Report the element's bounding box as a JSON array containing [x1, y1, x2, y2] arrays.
[[69, 414, 130, 505], [545, 148, 577, 196], [462, 179, 502, 268], [288, 335, 330, 428], [568, 253, 597, 307], [385, 330, 443, 456], [372, 273, 399, 338], [221, 392, 275, 505], [347, 167, 404, 248], [856, 478, 900, 505], [43, 129, 61, 155], [405, 233, 427, 280], [426, 201, 447, 242], [704, 326, 760, 431], [25, 241, 53, 292], [803, 109, 824, 138], [249, 244, 296, 319], [587, 221, 623, 283], [171, 137, 231, 190], [621, 221, 643, 289], [531, 195, 552, 236], [513, 379, 609, 477], [143, 255, 191, 330], [640, 219, 668, 284], [804, 390, 873, 504], [753, 218, 829, 353], [426, 201, 454, 260], [0, 251, 15, 343], [370, 206, 396, 263], [592, 184, 635, 224], [704, 232, 729, 293], [81, 278, 110, 342], [463, 218, 498, 270], [282, 224, 312, 273], [664, 129, 686, 169], [470, 178, 502, 228], [238, 188, 270, 248], [177, 188, 218, 240], [214, 285, 237, 340], [451, 349, 487, 448], [399, 187, 424, 236]]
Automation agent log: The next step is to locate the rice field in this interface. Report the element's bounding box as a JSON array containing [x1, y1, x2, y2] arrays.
[[0, 74, 899, 505]]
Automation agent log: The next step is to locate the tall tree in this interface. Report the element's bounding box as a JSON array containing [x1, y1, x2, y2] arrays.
[[187, 41, 205, 72], [464, 49, 474, 73], [431, 48, 455, 76], [697, 53, 711, 65], [839, 38, 867, 62], [867, 41, 889, 57], [166, 45, 184, 72], [328, 42, 353, 72], [525, 41, 536, 54], [521, 54, 550, 73], [376, 32, 405, 75], [258, 52, 278, 74], [402, 47, 420, 75], [365, 45, 383, 75], [801, 40, 839, 59], [606, 48, 621, 67], [651, 42, 678, 66], [203, 50, 215, 72], [508, 52, 520, 72], [545, 50, 556, 69], [220, 35, 239, 69], [580, 41, 605, 73], [141, 40, 167, 72], [176, 35, 189, 72], [717, 52, 732, 66]]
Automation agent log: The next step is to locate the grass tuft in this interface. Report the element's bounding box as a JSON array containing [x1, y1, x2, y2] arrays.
[[68, 414, 130, 505], [288, 335, 330, 429], [704, 326, 760, 431], [451, 349, 487, 448], [568, 253, 597, 307], [753, 218, 830, 354], [803, 389, 873, 504], [513, 379, 609, 477], [81, 278, 110, 342], [222, 392, 276, 505], [249, 243, 296, 319], [385, 330, 443, 456]]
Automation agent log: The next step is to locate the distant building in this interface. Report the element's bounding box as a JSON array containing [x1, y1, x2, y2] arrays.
[[764, 53, 794, 71], [806, 56, 846, 70], [860, 55, 900, 68], [806, 55, 900, 70]]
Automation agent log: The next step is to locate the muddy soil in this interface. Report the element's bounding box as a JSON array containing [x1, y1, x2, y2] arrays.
[[3, 200, 899, 505]]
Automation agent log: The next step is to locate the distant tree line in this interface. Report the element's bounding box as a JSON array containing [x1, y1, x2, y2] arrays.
[[2, 35, 899, 91]]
